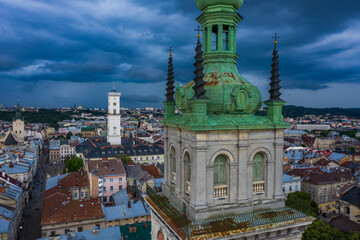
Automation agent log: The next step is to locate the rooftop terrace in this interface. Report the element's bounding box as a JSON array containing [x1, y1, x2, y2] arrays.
[[145, 185, 313, 239]]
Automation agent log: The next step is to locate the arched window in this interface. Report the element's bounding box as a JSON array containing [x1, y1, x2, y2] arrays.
[[157, 230, 165, 240], [170, 147, 176, 184], [253, 153, 264, 181], [184, 152, 191, 195], [214, 155, 228, 197], [253, 152, 265, 193], [214, 155, 227, 185]]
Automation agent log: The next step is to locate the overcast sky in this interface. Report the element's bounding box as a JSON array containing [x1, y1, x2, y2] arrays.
[[0, 0, 360, 109]]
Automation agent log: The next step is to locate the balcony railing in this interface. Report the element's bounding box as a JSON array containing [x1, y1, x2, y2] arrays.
[[214, 184, 228, 197], [171, 172, 176, 184], [253, 181, 265, 193], [186, 181, 191, 195]]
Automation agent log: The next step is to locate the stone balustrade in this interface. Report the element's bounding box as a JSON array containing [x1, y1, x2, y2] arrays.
[[253, 181, 265, 193], [214, 184, 228, 197]]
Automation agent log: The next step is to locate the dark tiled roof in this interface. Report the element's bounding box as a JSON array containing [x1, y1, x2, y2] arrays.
[[124, 164, 153, 184], [88, 159, 126, 177], [329, 215, 360, 233], [303, 171, 353, 185], [3, 132, 19, 146], [340, 185, 360, 208], [286, 167, 321, 178], [0, 171, 23, 189], [76, 138, 164, 159]]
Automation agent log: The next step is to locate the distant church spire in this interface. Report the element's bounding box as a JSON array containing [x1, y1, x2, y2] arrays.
[[192, 29, 207, 100], [268, 33, 283, 102], [14, 100, 22, 120], [165, 46, 175, 102]]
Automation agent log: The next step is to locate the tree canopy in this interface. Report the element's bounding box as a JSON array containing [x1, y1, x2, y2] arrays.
[[66, 132, 73, 139], [115, 154, 132, 164], [285, 191, 318, 217], [63, 156, 83, 173], [303, 220, 360, 240]]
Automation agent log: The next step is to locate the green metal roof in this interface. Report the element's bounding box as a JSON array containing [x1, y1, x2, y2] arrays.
[[163, 113, 289, 131], [119, 222, 151, 240]]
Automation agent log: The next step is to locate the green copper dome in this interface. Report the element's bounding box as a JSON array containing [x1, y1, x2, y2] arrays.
[[175, 0, 262, 115], [175, 64, 262, 115], [196, 0, 243, 11]]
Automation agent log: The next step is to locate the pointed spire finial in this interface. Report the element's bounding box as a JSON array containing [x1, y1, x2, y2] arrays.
[[268, 33, 283, 102], [272, 33, 279, 49], [165, 47, 175, 102], [192, 33, 207, 100], [194, 26, 202, 39]]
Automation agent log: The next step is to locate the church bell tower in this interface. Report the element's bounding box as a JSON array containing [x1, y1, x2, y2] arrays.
[[12, 101, 24, 143], [107, 86, 121, 145], [146, 1, 314, 239]]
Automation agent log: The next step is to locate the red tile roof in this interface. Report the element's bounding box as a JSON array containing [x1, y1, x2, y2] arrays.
[[141, 165, 162, 178], [303, 171, 353, 185], [41, 171, 104, 226]]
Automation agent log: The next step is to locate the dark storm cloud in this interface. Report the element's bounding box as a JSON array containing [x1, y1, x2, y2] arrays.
[[0, 0, 360, 108], [122, 95, 162, 105]]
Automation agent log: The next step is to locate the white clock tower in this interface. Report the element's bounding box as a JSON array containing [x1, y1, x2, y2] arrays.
[[107, 88, 121, 145]]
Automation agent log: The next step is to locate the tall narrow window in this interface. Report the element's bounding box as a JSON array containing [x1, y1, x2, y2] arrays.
[[184, 152, 191, 195], [113, 109, 116, 114], [212, 25, 218, 51], [223, 25, 229, 50], [214, 155, 227, 185], [170, 147, 176, 184], [214, 155, 228, 197], [253, 152, 265, 193]]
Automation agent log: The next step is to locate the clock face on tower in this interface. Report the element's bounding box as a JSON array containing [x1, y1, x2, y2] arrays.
[[113, 102, 116, 106]]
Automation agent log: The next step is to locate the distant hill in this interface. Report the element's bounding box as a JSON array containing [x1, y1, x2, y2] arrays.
[[282, 105, 360, 118]]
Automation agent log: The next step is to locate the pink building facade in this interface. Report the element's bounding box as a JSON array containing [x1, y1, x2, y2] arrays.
[[88, 159, 127, 203], [101, 174, 127, 202]]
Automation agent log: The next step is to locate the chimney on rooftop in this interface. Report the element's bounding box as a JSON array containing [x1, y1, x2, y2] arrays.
[[2, 171, 5, 178]]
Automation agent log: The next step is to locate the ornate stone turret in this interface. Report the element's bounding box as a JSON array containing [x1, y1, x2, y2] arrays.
[[148, 2, 313, 240], [166, 47, 175, 102], [264, 34, 286, 124], [191, 33, 207, 100], [175, 0, 262, 115], [268, 33, 282, 101], [164, 47, 176, 120], [190, 34, 210, 124]]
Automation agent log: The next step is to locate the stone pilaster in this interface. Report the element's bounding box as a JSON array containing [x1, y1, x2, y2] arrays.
[[238, 132, 249, 203]]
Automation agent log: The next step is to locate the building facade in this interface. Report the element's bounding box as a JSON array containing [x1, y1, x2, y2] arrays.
[[107, 89, 121, 145], [283, 174, 301, 196], [301, 171, 354, 214], [87, 159, 127, 203]]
